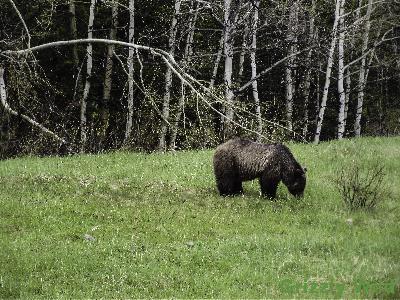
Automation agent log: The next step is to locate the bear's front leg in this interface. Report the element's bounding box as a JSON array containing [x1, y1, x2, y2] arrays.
[[259, 174, 280, 199], [217, 177, 243, 196]]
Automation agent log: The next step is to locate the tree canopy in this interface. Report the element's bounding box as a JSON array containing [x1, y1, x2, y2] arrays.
[[1, 0, 399, 157]]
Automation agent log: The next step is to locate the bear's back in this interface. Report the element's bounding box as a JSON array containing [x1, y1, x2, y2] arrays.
[[215, 138, 282, 181], [235, 141, 282, 180]]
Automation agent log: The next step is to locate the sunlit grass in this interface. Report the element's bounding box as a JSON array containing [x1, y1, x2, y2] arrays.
[[1, 137, 399, 298]]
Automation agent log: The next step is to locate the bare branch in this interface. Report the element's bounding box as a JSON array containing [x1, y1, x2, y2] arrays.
[[235, 46, 314, 94], [2, 38, 302, 142], [7, 0, 31, 49], [344, 28, 400, 71], [0, 66, 68, 145]]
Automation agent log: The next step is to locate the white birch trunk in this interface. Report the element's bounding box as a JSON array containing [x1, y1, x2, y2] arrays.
[[315, 58, 321, 127], [182, 0, 198, 67], [302, 65, 312, 138], [238, 25, 249, 84], [337, 0, 346, 139], [169, 0, 199, 150], [158, 0, 181, 151], [209, 34, 224, 88], [354, 0, 373, 137], [125, 0, 135, 143], [223, 0, 235, 138], [80, 0, 96, 152], [302, 72, 311, 138], [313, 0, 342, 144], [250, 0, 262, 141], [302, 1, 315, 138], [344, 68, 351, 130], [285, 1, 298, 133]]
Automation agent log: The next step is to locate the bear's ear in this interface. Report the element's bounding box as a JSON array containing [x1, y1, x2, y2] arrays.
[[303, 166, 307, 173]]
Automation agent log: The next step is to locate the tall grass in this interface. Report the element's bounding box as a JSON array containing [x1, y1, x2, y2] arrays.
[[0, 137, 399, 298]]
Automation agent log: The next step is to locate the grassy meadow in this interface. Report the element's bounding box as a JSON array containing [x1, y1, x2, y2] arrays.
[[0, 137, 399, 298]]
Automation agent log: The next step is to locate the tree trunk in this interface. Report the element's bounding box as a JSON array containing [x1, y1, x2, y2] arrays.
[[302, 0, 315, 139], [69, 1, 79, 70], [238, 24, 249, 84], [209, 34, 224, 88], [354, 0, 373, 137], [285, 0, 298, 134], [80, 0, 96, 152], [337, 0, 346, 139], [169, 82, 186, 150], [158, 0, 181, 151], [343, 68, 351, 131], [223, 0, 236, 139], [342, 0, 361, 133], [182, 0, 199, 67], [69, 0, 83, 108], [101, 0, 118, 149], [315, 55, 321, 128], [250, 0, 262, 141], [125, 0, 135, 144], [169, 0, 199, 150], [313, 0, 342, 144]]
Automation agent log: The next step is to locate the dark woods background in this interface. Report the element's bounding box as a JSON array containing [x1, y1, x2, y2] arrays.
[[0, 0, 399, 158]]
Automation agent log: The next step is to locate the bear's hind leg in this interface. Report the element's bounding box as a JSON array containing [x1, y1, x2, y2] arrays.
[[259, 174, 280, 199]]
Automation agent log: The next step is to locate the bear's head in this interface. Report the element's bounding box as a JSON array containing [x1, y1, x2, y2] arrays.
[[286, 167, 307, 197]]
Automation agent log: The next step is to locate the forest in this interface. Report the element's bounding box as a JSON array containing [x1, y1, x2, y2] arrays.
[[1, 1, 400, 297], [0, 0, 399, 157]]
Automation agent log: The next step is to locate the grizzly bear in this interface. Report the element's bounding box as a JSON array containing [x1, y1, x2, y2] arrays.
[[213, 138, 306, 198]]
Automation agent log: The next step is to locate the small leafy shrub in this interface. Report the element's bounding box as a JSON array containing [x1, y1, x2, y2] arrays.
[[335, 161, 386, 211]]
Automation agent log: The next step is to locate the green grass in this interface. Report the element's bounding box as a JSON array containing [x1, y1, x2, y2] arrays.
[[1, 137, 399, 298]]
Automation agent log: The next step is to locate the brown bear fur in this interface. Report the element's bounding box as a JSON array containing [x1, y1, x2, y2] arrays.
[[213, 138, 306, 198]]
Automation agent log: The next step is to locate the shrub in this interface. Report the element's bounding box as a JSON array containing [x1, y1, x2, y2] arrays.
[[335, 161, 386, 211]]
